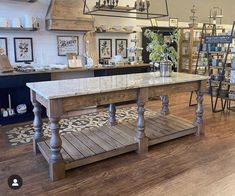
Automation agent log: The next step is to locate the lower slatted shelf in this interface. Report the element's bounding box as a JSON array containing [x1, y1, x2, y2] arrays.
[[38, 113, 196, 170], [38, 126, 138, 170]]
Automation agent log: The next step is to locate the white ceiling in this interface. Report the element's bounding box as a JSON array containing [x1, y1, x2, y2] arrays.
[[157, 0, 235, 24]]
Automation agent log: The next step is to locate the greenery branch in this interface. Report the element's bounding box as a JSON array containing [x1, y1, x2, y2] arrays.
[[144, 29, 178, 65]]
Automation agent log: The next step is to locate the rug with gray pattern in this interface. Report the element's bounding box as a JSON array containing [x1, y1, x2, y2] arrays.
[[5, 106, 157, 147]]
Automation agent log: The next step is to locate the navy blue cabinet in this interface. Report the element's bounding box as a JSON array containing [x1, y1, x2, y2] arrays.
[[0, 73, 51, 125]]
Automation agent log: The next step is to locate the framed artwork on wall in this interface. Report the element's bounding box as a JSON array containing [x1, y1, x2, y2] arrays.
[[115, 39, 128, 58], [169, 18, 178, 27], [99, 39, 112, 59], [57, 36, 79, 56], [14, 38, 33, 62], [0, 37, 8, 56]]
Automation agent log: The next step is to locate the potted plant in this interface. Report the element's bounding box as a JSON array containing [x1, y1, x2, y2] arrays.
[[144, 29, 178, 76]]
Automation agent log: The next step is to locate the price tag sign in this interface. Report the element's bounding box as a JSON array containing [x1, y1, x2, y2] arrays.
[[204, 35, 232, 44]]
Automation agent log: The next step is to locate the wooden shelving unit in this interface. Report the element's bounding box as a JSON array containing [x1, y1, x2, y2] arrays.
[[0, 27, 39, 31], [190, 22, 235, 112], [96, 30, 134, 34], [95, 26, 134, 34], [178, 27, 201, 73]]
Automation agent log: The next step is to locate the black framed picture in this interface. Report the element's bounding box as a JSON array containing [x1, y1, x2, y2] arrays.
[[115, 39, 128, 58], [14, 38, 33, 62], [169, 18, 178, 27], [0, 37, 8, 56], [57, 36, 79, 56], [99, 39, 112, 59]]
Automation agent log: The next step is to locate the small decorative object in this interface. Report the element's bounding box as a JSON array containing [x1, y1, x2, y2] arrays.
[[0, 54, 13, 73], [115, 39, 128, 58], [23, 15, 37, 28], [127, 34, 143, 64], [230, 70, 235, 84], [7, 94, 15, 116], [86, 57, 94, 67], [0, 38, 7, 56], [169, 18, 178, 28], [144, 29, 178, 77], [16, 104, 27, 114], [150, 18, 158, 27], [2, 109, 8, 117], [67, 53, 83, 68], [0, 17, 9, 27], [189, 5, 198, 27], [14, 38, 33, 62], [11, 18, 21, 28], [229, 91, 235, 100], [209, 7, 223, 25], [57, 36, 79, 56], [99, 39, 112, 59], [159, 59, 173, 77]]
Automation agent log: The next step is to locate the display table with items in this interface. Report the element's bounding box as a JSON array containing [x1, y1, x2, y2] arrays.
[[27, 72, 208, 181]]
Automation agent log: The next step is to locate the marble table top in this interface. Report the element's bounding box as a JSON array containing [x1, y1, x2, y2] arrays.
[[27, 72, 208, 100]]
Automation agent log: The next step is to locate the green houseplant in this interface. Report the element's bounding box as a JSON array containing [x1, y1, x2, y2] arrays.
[[144, 29, 178, 76]]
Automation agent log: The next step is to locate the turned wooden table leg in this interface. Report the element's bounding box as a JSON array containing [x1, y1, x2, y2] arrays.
[[49, 117, 65, 181], [161, 95, 170, 115], [108, 103, 117, 126], [135, 89, 148, 154], [32, 101, 43, 155], [194, 83, 204, 136]]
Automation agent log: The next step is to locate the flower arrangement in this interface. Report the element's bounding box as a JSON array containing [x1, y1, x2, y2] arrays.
[[144, 29, 178, 65]]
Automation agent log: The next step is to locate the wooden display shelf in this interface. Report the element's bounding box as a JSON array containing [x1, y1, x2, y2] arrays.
[[0, 27, 39, 31], [96, 30, 134, 34], [38, 114, 196, 171]]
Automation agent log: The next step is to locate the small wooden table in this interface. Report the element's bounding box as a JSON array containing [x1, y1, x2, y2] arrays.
[[27, 72, 208, 181]]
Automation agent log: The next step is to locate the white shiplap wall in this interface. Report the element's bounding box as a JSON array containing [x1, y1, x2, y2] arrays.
[[0, 0, 134, 66]]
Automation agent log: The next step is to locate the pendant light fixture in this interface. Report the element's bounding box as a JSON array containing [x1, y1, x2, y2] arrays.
[[83, 0, 169, 19]]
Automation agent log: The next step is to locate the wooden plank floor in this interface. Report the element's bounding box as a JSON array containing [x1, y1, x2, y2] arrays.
[[1, 93, 235, 195], [38, 114, 195, 171]]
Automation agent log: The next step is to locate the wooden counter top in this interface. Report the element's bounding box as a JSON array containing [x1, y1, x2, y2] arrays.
[[0, 64, 150, 77]]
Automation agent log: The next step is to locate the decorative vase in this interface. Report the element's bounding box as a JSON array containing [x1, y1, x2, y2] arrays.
[[160, 58, 172, 77]]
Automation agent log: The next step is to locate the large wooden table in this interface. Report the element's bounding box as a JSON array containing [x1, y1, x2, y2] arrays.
[[27, 72, 208, 181]]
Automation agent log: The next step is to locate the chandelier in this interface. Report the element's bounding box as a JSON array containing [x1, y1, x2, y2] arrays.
[[83, 0, 169, 19]]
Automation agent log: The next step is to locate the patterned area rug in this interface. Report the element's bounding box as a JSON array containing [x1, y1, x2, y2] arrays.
[[5, 106, 158, 147]]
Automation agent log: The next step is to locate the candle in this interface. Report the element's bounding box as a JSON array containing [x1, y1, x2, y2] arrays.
[[8, 94, 11, 109], [147, 0, 150, 8]]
